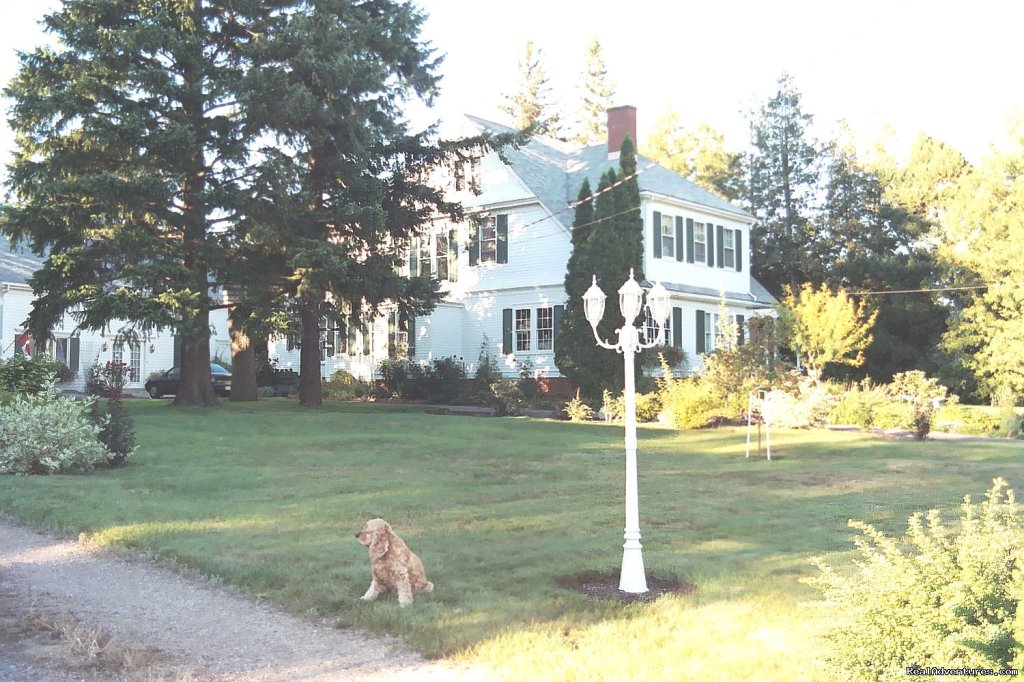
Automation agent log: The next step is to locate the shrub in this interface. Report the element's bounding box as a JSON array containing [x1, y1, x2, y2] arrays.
[[934, 405, 1004, 437], [660, 377, 721, 429], [91, 401, 136, 467], [257, 386, 275, 398], [322, 370, 368, 401], [600, 392, 661, 423], [474, 338, 502, 385], [761, 380, 835, 429], [564, 396, 593, 422], [808, 479, 1024, 680], [827, 381, 890, 427], [888, 371, 948, 439], [998, 408, 1024, 440], [85, 361, 130, 400], [488, 379, 526, 417], [869, 401, 916, 430], [0, 355, 65, 395], [0, 394, 111, 474], [639, 345, 687, 371], [426, 357, 466, 403]]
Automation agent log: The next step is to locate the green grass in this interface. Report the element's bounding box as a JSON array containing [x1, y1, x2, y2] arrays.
[[2, 400, 1023, 680]]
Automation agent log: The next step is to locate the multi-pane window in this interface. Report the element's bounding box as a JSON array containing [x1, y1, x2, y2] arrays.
[[644, 308, 670, 345], [51, 338, 69, 366], [537, 307, 554, 351], [694, 222, 707, 263], [418, 236, 433, 278], [660, 214, 675, 259], [722, 229, 735, 268], [480, 219, 497, 263], [113, 341, 141, 382], [435, 231, 449, 281], [704, 312, 714, 353], [515, 309, 532, 352]]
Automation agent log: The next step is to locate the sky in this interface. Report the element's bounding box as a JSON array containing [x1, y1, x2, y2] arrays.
[[1, 0, 1022, 179]]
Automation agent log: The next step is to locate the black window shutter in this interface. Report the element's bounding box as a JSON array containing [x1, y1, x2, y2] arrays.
[[652, 211, 662, 259], [502, 308, 513, 354], [448, 228, 459, 282], [409, 236, 419, 277], [716, 225, 725, 268], [347, 315, 358, 356], [469, 222, 479, 266], [362, 322, 371, 356], [672, 307, 683, 348], [686, 218, 695, 264], [338, 316, 348, 354], [497, 214, 509, 264], [707, 224, 715, 267], [675, 216, 684, 261], [737, 314, 746, 345], [735, 230, 743, 272], [388, 313, 397, 358], [695, 310, 706, 354], [173, 335, 182, 366], [69, 337, 80, 373], [553, 304, 564, 345]]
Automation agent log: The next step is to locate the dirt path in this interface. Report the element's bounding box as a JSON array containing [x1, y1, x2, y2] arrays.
[[0, 520, 490, 681]]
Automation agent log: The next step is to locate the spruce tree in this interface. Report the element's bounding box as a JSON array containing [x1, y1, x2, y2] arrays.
[[2, 0, 266, 406], [499, 40, 562, 138], [574, 38, 615, 145]]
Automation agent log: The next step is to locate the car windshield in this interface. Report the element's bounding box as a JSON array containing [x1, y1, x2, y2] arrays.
[[210, 363, 230, 376]]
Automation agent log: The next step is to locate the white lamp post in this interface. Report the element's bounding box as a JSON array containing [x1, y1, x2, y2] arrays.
[[583, 269, 671, 593]]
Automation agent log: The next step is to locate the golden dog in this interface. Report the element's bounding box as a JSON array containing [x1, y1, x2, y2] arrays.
[[355, 519, 433, 607]]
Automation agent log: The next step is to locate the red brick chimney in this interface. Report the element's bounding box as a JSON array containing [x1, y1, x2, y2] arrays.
[[607, 105, 637, 155]]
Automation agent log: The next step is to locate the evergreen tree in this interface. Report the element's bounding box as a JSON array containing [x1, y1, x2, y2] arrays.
[[500, 40, 562, 138], [643, 107, 742, 201], [555, 137, 645, 401], [743, 74, 826, 296], [241, 1, 506, 406], [2, 0, 266, 406], [573, 38, 615, 145]]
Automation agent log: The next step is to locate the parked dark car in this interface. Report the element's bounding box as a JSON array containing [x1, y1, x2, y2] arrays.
[[145, 363, 232, 398]]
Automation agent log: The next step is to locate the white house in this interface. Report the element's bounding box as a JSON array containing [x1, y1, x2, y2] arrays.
[[267, 106, 776, 383], [0, 234, 228, 393]]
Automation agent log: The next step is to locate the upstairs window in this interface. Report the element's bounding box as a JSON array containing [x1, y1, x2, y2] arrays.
[[722, 229, 735, 268], [435, 231, 449, 281], [418, 237, 433, 278], [660, 214, 675, 259], [480, 218, 497, 264], [694, 222, 707, 264]]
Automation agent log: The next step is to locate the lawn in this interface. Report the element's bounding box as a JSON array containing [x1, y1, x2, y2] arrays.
[[2, 400, 1023, 680]]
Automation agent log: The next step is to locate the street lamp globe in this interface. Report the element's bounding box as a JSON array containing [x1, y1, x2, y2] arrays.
[[617, 269, 644, 325], [646, 281, 671, 328], [583, 276, 607, 330]]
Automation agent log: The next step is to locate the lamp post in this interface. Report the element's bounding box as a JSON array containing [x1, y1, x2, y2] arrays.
[[583, 269, 671, 593]]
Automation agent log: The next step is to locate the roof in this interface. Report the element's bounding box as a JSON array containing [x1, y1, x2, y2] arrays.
[[464, 115, 754, 229], [0, 234, 43, 286], [656, 278, 778, 308]]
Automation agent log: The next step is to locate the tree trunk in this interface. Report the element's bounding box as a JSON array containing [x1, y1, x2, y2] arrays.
[[174, 327, 218, 406], [298, 295, 323, 406], [229, 306, 259, 402]]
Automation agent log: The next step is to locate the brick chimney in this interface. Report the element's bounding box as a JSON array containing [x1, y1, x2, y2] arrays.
[[607, 105, 637, 155]]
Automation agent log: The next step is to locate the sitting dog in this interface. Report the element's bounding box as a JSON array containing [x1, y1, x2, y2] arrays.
[[355, 519, 433, 607]]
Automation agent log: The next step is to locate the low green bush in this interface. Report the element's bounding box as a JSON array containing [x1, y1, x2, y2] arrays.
[[934, 405, 1003, 436], [809, 479, 1024, 680], [869, 400, 916, 430], [762, 380, 836, 429], [91, 401, 136, 467], [600, 392, 661, 423], [660, 378, 721, 429], [0, 394, 111, 474], [999, 408, 1024, 439], [563, 396, 593, 422], [488, 379, 526, 417], [0, 355, 65, 395], [827, 382, 890, 427], [322, 370, 369, 401]]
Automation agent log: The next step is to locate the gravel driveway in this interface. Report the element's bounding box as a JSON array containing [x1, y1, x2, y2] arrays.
[[0, 520, 489, 681]]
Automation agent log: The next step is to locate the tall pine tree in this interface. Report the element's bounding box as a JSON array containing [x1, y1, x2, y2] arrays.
[[499, 40, 562, 138], [2, 0, 267, 406], [574, 38, 615, 145]]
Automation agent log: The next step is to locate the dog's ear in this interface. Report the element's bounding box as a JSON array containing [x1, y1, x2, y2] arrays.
[[369, 526, 390, 560]]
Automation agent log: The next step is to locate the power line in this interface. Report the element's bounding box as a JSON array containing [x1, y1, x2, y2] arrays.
[[849, 284, 995, 296]]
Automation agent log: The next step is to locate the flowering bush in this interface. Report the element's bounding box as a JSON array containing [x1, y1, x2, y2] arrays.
[[0, 394, 111, 474]]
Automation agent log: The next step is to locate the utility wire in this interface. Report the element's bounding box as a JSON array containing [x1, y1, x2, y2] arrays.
[[849, 284, 995, 296]]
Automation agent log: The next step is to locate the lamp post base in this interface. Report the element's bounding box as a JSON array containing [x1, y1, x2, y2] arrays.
[[619, 536, 648, 593]]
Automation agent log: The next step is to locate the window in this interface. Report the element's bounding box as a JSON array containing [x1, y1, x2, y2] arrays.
[[694, 222, 707, 264], [515, 309, 532, 352], [480, 218, 497, 263], [537, 307, 554, 351], [660, 214, 675, 259], [722, 229, 735, 268], [112, 341, 141, 383], [435, 231, 449, 281], [418, 236, 433, 278], [704, 312, 713, 352], [51, 338, 69, 366], [644, 308, 670, 345]]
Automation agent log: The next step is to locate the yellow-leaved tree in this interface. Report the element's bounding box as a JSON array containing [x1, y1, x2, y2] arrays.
[[779, 284, 878, 383]]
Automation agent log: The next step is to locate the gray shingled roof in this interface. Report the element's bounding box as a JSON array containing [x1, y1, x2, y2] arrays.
[[465, 115, 754, 229], [657, 279, 778, 308], [0, 234, 43, 286]]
